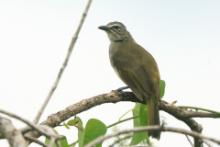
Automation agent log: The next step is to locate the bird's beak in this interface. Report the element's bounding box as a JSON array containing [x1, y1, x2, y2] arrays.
[[98, 25, 109, 31]]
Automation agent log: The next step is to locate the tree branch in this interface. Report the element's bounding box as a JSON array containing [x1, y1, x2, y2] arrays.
[[0, 109, 58, 138], [20, 90, 220, 147], [0, 116, 27, 147], [41, 91, 218, 127], [85, 125, 220, 147], [159, 100, 203, 147], [41, 91, 124, 127]]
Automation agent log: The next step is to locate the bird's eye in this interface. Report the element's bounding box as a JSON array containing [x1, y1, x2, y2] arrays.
[[112, 26, 121, 31]]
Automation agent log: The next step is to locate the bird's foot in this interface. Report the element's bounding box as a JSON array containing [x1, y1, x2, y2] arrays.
[[115, 86, 129, 93], [111, 86, 129, 95]]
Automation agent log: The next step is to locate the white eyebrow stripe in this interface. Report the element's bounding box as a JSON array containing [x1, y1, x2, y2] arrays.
[[108, 23, 122, 28]]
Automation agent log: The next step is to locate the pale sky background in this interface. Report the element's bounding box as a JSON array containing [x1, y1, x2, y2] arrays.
[[0, 0, 220, 146]]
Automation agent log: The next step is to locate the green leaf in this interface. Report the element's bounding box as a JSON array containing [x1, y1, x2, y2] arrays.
[[57, 137, 69, 147], [63, 122, 70, 129], [45, 137, 53, 147], [130, 103, 149, 145], [79, 118, 107, 147], [45, 136, 69, 147], [159, 80, 166, 98], [67, 116, 83, 130]]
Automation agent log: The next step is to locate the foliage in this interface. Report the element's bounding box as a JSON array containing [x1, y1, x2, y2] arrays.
[[45, 136, 69, 147], [159, 79, 166, 98], [131, 103, 149, 145]]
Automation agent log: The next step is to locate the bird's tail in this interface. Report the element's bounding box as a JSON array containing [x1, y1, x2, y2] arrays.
[[147, 97, 160, 139]]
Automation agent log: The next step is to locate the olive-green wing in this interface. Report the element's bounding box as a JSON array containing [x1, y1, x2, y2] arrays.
[[116, 64, 159, 101], [131, 65, 159, 101]]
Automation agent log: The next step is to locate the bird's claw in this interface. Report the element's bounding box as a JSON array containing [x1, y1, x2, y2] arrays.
[[115, 86, 129, 93]]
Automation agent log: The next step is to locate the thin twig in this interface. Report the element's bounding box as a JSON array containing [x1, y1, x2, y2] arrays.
[[119, 109, 132, 120], [109, 134, 133, 147], [33, 0, 93, 124], [107, 116, 138, 128], [24, 135, 48, 147], [185, 135, 193, 147], [179, 106, 220, 115], [203, 140, 212, 147], [85, 126, 220, 147]]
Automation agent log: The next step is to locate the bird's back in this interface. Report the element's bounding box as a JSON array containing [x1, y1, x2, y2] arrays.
[[109, 41, 160, 100]]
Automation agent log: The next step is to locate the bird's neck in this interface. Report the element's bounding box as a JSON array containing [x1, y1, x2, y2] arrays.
[[112, 37, 135, 44], [112, 32, 135, 43]]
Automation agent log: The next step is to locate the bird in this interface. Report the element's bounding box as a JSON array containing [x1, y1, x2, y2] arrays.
[[99, 21, 161, 139]]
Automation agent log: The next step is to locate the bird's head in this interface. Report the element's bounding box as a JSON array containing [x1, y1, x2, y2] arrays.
[[99, 21, 133, 42]]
